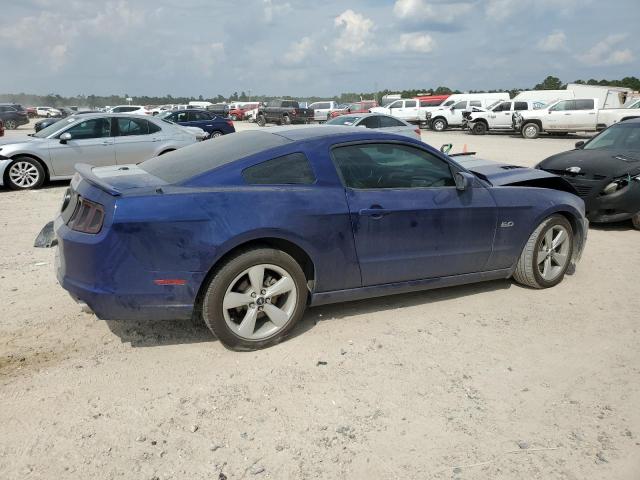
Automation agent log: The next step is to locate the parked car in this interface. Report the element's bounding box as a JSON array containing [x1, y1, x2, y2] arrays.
[[537, 119, 640, 229], [256, 100, 314, 126], [229, 103, 259, 121], [34, 111, 102, 132], [0, 113, 203, 190], [25, 107, 38, 118], [464, 100, 547, 135], [427, 98, 506, 131], [513, 98, 640, 139], [0, 103, 30, 129], [206, 103, 230, 118], [328, 100, 379, 119], [325, 113, 421, 140], [36, 107, 62, 117], [158, 109, 235, 138], [37, 126, 587, 350], [309, 101, 341, 122], [108, 105, 150, 115]]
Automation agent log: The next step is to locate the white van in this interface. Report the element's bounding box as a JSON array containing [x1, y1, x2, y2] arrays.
[[427, 93, 510, 131]]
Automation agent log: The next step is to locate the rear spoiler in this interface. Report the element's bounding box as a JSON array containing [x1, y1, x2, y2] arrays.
[[75, 163, 121, 196]]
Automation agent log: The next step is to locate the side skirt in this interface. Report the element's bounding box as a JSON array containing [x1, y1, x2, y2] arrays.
[[309, 268, 513, 307]]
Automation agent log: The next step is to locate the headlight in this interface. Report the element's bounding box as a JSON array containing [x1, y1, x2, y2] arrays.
[[602, 173, 640, 195]]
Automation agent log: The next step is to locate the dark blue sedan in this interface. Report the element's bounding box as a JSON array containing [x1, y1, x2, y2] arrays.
[[158, 109, 235, 138], [47, 127, 587, 350]]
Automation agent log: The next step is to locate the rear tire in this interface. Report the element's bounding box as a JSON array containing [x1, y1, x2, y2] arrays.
[[4, 119, 17, 129], [522, 123, 540, 139], [631, 213, 640, 230], [513, 215, 574, 289], [201, 248, 308, 350], [432, 118, 447, 132], [210, 130, 223, 138], [256, 114, 266, 127], [6, 157, 45, 190], [282, 115, 291, 125]]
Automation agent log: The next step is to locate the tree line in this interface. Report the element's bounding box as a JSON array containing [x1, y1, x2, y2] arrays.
[[1, 76, 638, 108]]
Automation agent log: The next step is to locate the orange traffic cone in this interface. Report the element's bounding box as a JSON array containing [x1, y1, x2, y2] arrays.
[[463, 144, 468, 153]]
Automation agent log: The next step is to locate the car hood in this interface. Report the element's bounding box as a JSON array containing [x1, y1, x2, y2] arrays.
[[0, 135, 43, 147], [453, 156, 562, 186], [537, 149, 640, 177]]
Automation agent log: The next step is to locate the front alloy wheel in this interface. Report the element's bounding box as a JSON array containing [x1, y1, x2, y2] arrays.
[[202, 248, 307, 350], [7, 158, 45, 190], [4, 119, 17, 129], [432, 118, 447, 131]]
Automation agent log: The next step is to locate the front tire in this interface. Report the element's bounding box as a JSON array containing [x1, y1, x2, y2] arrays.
[[513, 215, 574, 289], [256, 114, 266, 127], [522, 123, 540, 139], [432, 117, 447, 132], [4, 119, 17, 129], [282, 115, 291, 125], [201, 248, 308, 350], [471, 122, 487, 135], [6, 157, 45, 190], [230, 114, 238, 121]]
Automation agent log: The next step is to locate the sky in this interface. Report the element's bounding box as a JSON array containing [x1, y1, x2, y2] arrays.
[[1, 0, 639, 98]]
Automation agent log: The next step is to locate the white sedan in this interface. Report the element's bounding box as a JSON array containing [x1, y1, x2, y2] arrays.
[[0, 113, 205, 190], [325, 113, 422, 140]]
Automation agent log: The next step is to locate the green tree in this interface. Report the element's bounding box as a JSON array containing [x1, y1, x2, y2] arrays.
[[534, 76, 564, 90]]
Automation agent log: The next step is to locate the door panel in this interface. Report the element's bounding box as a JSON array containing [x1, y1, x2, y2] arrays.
[[114, 117, 160, 164], [332, 143, 497, 286], [48, 117, 115, 176]]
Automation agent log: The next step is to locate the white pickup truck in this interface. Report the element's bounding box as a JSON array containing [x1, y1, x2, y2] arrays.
[[513, 98, 640, 139], [426, 99, 499, 131], [369, 98, 429, 123], [464, 100, 546, 135]]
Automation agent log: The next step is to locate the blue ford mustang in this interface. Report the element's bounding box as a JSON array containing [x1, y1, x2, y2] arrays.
[[44, 126, 587, 350]]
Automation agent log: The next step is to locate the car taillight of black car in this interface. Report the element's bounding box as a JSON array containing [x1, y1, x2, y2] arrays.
[[67, 197, 104, 234]]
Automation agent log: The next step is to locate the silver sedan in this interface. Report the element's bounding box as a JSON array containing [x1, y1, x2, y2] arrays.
[[324, 113, 422, 140], [0, 113, 207, 190]]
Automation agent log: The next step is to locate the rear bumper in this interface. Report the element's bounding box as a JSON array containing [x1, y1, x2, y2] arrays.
[[54, 218, 203, 321]]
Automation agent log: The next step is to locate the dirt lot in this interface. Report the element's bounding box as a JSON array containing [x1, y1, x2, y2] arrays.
[[1, 120, 639, 479]]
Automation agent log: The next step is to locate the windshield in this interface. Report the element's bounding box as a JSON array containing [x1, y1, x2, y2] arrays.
[[326, 115, 363, 126], [584, 123, 640, 151], [157, 111, 174, 119], [33, 117, 77, 138]]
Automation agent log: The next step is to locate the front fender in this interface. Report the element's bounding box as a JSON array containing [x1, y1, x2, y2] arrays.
[[0, 158, 11, 186]]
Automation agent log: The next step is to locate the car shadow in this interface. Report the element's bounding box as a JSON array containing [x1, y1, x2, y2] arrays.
[[0, 179, 69, 193], [104, 278, 513, 348], [589, 220, 636, 232]]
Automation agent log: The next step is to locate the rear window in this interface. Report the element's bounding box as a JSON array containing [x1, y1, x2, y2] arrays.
[[420, 99, 443, 107], [140, 130, 291, 183], [242, 153, 315, 185]]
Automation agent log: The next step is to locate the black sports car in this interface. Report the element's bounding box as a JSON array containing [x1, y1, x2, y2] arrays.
[[537, 119, 640, 230], [34, 110, 101, 132]]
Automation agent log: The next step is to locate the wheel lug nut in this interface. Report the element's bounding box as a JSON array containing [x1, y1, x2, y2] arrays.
[[266, 298, 271, 304], [250, 303, 255, 308], [261, 289, 266, 295], [251, 292, 257, 298], [258, 306, 264, 311]]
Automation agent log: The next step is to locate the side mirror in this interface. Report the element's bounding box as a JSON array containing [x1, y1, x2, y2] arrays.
[[440, 143, 453, 154], [575, 141, 585, 149], [455, 171, 475, 191], [59, 132, 72, 144]]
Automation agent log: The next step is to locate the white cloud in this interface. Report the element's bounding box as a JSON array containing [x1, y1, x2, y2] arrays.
[[263, 0, 292, 23], [333, 9, 375, 57], [485, 0, 585, 21], [397, 33, 435, 53], [192, 42, 226, 77], [393, 0, 474, 24], [578, 34, 634, 66], [283, 37, 313, 65], [537, 31, 567, 52]]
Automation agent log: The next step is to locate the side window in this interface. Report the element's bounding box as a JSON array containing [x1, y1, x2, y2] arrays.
[[442, 100, 455, 107], [117, 117, 150, 136], [405, 100, 417, 108], [148, 121, 161, 134], [388, 101, 402, 109], [379, 116, 404, 127], [550, 100, 576, 111], [65, 118, 111, 140], [242, 153, 315, 185], [533, 102, 546, 110], [469, 100, 481, 107], [332, 143, 455, 189], [575, 99, 594, 110], [453, 101, 467, 110], [360, 116, 380, 128], [176, 112, 190, 122], [514, 102, 528, 111]]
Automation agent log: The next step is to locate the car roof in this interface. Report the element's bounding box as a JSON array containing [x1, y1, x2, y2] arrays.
[[264, 125, 412, 142]]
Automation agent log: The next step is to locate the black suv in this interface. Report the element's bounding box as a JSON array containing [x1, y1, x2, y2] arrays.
[[0, 103, 29, 130]]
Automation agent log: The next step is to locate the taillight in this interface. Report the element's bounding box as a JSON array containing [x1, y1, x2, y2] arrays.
[[226, 120, 234, 127], [68, 197, 104, 234], [414, 128, 421, 137]]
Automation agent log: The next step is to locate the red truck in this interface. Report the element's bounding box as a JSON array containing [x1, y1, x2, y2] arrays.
[[328, 100, 379, 119], [229, 103, 259, 121]]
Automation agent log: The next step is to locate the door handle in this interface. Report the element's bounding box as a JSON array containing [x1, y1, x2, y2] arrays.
[[359, 206, 390, 219], [152, 137, 161, 142], [102, 141, 111, 145], [564, 113, 571, 115]]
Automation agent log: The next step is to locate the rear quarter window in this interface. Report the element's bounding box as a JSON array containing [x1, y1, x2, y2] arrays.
[[242, 153, 315, 185]]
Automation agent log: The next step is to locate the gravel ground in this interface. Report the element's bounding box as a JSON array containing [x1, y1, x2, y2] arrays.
[[0, 119, 639, 479]]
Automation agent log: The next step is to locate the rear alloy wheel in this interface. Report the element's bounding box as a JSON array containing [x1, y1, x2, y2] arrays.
[[282, 115, 291, 125], [202, 248, 308, 350], [471, 122, 487, 135], [631, 212, 640, 230], [522, 123, 540, 139], [7, 157, 45, 190], [4, 119, 17, 130], [513, 215, 574, 288], [432, 118, 447, 132], [256, 114, 266, 127], [210, 130, 223, 138]]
